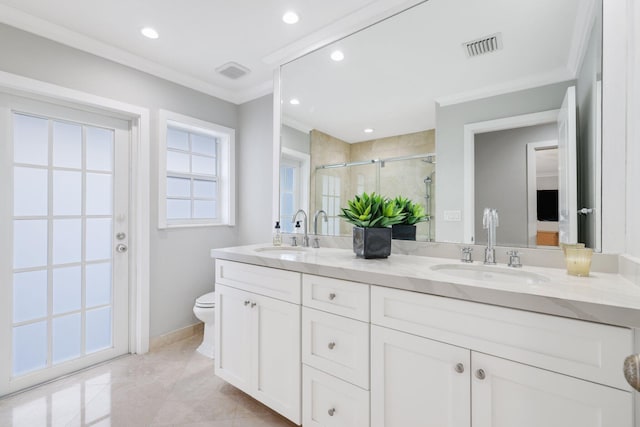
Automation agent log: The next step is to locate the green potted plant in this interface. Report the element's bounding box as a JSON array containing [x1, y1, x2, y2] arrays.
[[339, 192, 405, 258], [392, 196, 429, 240]]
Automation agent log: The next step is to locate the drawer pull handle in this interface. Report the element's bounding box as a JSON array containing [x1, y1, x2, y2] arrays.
[[250, 302, 257, 308], [329, 293, 336, 300], [328, 342, 336, 350], [244, 300, 250, 306], [328, 408, 336, 416], [475, 369, 486, 380], [455, 363, 464, 374]]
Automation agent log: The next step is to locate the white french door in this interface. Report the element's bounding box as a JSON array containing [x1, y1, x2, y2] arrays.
[[0, 95, 130, 396]]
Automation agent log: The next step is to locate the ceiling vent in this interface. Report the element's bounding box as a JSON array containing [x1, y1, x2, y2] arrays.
[[216, 62, 250, 79], [463, 33, 503, 58]]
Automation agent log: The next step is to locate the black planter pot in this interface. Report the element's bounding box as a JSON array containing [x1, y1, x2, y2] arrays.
[[392, 224, 417, 241], [353, 226, 392, 259]]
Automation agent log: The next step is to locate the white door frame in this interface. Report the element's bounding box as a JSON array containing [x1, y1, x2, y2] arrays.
[[526, 141, 558, 247], [462, 109, 560, 244], [0, 70, 150, 354]]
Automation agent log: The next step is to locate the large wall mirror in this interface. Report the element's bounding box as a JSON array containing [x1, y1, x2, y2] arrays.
[[279, 0, 603, 252]]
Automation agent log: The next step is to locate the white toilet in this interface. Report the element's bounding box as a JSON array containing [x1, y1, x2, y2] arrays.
[[193, 292, 215, 358]]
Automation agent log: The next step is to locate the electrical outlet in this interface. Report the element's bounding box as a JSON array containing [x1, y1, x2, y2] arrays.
[[444, 210, 462, 221]]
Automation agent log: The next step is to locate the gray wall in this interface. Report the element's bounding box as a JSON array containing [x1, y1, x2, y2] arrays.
[[237, 95, 275, 245], [0, 23, 273, 338], [435, 80, 574, 243], [281, 125, 310, 154], [576, 7, 602, 249], [474, 124, 557, 247]]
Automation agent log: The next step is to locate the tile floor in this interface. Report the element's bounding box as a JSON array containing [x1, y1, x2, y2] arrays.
[[0, 334, 298, 427]]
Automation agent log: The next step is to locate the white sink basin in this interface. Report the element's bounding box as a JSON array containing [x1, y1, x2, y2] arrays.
[[430, 263, 550, 285], [254, 246, 310, 258]]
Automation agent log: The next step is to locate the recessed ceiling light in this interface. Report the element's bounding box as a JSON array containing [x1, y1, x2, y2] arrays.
[[140, 27, 159, 39], [364, 128, 374, 133], [289, 98, 300, 105], [330, 50, 345, 62], [282, 11, 299, 24]]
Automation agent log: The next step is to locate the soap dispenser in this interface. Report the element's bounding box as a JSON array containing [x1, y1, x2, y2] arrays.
[[273, 221, 282, 246]]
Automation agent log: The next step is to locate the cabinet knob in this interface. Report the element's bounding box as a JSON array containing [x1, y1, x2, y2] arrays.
[[244, 300, 250, 306], [475, 369, 486, 380], [328, 342, 336, 350], [454, 363, 465, 374], [329, 293, 336, 300], [328, 408, 336, 416], [250, 302, 257, 308]]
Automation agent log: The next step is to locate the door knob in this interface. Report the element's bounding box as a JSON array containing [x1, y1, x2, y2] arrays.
[[454, 363, 465, 374], [116, 244, 128, 253], [475, 369, 486, 380], [328, 342, 336, 350], [328, 293, 336, 300], [624, 354, 640, 391]]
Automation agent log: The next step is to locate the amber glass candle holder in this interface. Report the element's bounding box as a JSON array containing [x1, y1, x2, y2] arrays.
[[564, 247, 593, 276]]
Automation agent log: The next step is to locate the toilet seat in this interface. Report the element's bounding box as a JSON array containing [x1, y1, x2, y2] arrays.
[[195, 292, 215, 308]]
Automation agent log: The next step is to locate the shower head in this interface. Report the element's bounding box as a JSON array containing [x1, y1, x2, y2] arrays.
[[424, 177, 432, 183], [422, 155, 436, 164]]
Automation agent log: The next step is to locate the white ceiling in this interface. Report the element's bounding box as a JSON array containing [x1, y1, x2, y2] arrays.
[[281, 0, 596, 143], [0, 0, 424, 104]]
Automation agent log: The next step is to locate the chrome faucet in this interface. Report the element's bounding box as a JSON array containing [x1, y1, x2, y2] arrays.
[[312, 210, 328, 248], [482, 208, 499, 265], [292, 209, 310, 247]]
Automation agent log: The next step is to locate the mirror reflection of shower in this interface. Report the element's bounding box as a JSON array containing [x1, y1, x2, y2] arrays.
[[312, 152, 436, 241], [423, 155, 436, 241]]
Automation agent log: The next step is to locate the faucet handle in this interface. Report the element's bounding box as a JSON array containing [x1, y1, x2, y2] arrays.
[[507, 250, 522, 268], [461, 247, 473, 263]]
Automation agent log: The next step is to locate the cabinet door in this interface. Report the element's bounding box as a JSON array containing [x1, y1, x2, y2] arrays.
[[472, 352, 633, 427], [215, 285, 252, 394], [252, 293, 301, 424], [371, 325, 470, 427]]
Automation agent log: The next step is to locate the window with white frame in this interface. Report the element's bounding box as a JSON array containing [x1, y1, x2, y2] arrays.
[[158, 110, 235, 228]]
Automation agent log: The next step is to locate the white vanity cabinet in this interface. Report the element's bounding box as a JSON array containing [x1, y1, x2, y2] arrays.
[[301, 274, 371, 427], [214, 260, 301, 424], [371, 286, 634, 427]]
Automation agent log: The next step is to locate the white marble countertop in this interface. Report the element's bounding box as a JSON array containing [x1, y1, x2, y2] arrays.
[[211, 244, 640, 328]]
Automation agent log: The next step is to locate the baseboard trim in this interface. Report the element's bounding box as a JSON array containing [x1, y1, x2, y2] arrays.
[[149, 322, 204, 352]]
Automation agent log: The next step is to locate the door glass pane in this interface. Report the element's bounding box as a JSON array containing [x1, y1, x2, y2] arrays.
[[167, 127, 188, 150], [167, 199, 190, 219], [167, 151, 189, 173], [193, 180, 216, 198], [13, 114, 48, 166], [191, 134, 216, 156], [86, 307, 111, 353], [53, 170, 82, 216], [13, 219, 47, 269], [86, 127, 113, 172], [53, 219, 82, 265], [53, 121, 82, 168], [193, 201, 216, 219], [14, 167, 48, 216], [192, 155, 216, 175], [53, 266, 81, 314], [86, 219, 112, 261], [13, 321, 47, 375], [52, 313, 81, 363], [86, 263, 111, 308], [167, 177, 190, 197], [86, 173, 112, 215], [13, 270, 47, 323]]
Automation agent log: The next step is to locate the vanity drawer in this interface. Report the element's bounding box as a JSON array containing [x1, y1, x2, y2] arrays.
[[303, 365, 369, 427], [371, 286, 633, 390], [215, 259, 301, 304], [302, 307, 370, 389], [302, 274, 369, 321]]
